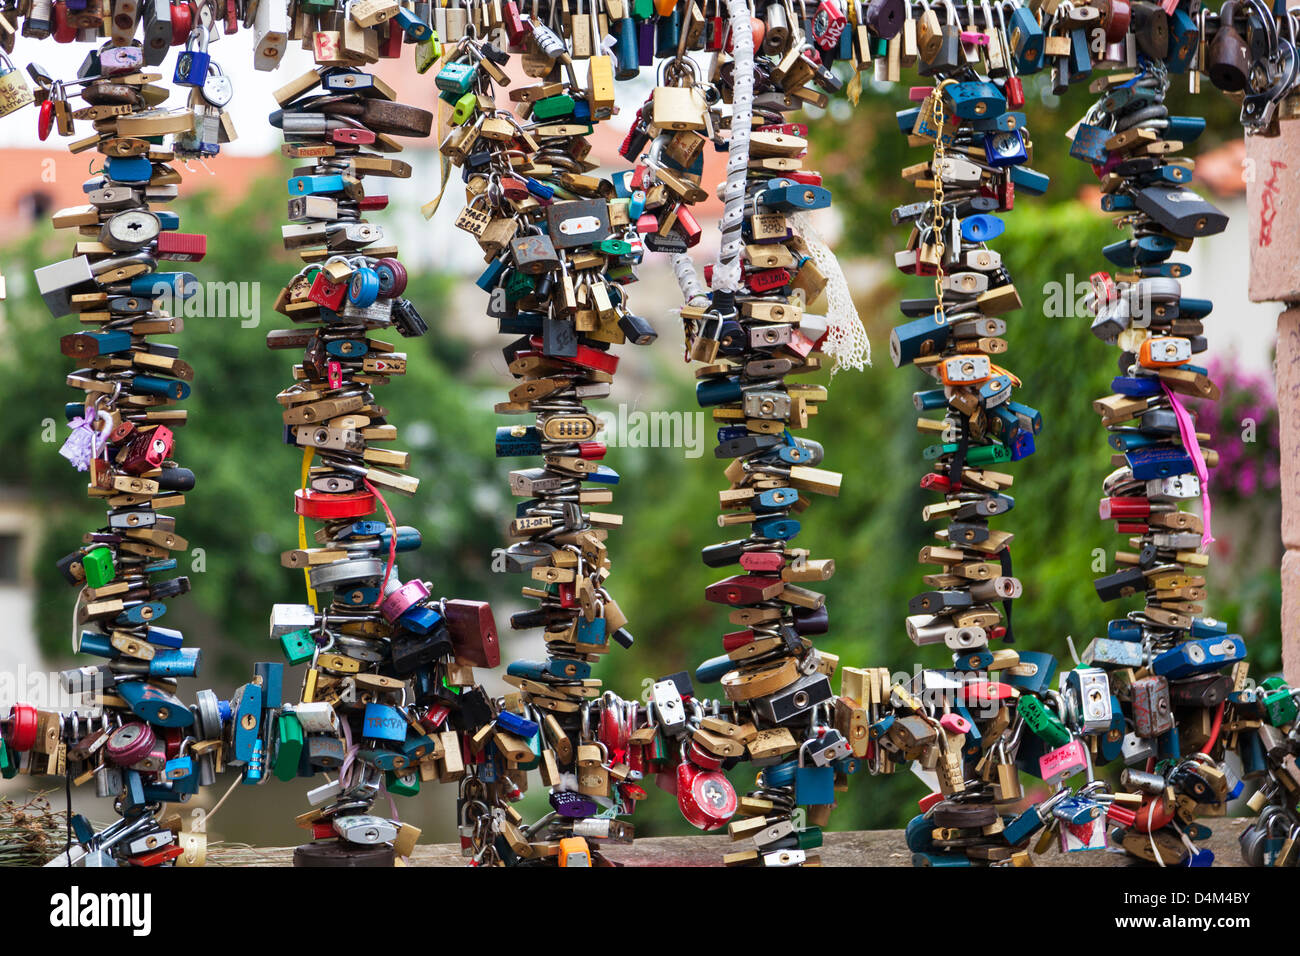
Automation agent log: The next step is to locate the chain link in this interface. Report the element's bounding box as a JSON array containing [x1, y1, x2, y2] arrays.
[[930, 80, 954, 320]]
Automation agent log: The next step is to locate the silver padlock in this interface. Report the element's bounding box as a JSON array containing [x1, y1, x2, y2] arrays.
[[270, 603, 317, 637], [651, 680, 687, 734], [333, 813, 398, 845], [201, 61, 233, 108]]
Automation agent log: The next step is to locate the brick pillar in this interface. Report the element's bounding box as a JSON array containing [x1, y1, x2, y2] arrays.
[[1246, 130, 1300, 683]]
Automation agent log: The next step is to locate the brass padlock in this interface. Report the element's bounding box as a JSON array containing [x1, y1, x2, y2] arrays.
[[0, 50, 33, 116]]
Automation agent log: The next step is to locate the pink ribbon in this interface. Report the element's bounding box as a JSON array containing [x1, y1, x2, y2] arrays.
[[1160, 383, 1214, 549]]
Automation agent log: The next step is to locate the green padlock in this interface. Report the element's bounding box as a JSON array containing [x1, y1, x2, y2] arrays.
[[82, 546, 115, 588], [596, 238, 633, 256], [503, 271, 536, 303], [279, 628, 316, 665], [796, 826, 823, 850], [516, 731, 542, 771], [415, 36, 442, 74], [1263, 683, 1297, 727], [450, 91, 477, 125], [1017, 695, 1071, 747], [386, 768, 421, 796], [272, 712, 305, 782], [0, 739, 14, 779], [532, 94, 576, 120]]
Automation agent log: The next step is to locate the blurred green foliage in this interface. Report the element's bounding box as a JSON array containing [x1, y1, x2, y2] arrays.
[[0, 72, 1281, 841]]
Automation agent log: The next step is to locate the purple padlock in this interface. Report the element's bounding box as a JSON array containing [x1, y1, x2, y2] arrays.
[[100, 45, 144, 76], [550, 789, 599, 818], [637, 19, 655, 66], [379, 578, 430, 623]]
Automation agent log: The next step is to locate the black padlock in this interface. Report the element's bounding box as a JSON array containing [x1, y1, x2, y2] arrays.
[[866, 0, 905, 38], [1129, 2, 1169, 60]]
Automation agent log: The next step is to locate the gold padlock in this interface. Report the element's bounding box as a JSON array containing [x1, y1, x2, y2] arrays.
[[176, 830, 208, 867], [0, 51, 33, 117]]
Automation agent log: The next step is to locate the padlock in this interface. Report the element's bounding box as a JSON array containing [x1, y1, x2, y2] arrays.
[[173, 29, 211, 86]]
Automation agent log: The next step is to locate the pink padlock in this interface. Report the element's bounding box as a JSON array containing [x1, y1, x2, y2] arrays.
[[939, 712, 972, 735], [379, 579, 430, 623]]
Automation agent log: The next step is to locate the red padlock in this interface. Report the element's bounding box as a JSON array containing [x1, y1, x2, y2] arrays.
[[5, 703, 39, 752], [308, 271, 348, 310], [739, 552, 784, 573], [502, 0, 528, 45], [155, 232, 207, 261], [170, 1, 192, 41], [37, 99, 54, 141], [379, 21, 403, 56], [721, 628, 755, 651], [293, 488, 377, 520], [724, 16, 765, 54], [811, 0, 847, 50], [52, 2, 78, 41], [676, 760, 736, 830], [686, 740, 724, 771], [128, 845, 186, 866], [332, 126, 377, 146], [1003, 74, 1025, 108], [674, 205, 703, 247], [120, 424, 174, 475]]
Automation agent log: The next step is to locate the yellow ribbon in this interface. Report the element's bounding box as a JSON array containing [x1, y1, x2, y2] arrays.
[[299, 447, 319, 611]]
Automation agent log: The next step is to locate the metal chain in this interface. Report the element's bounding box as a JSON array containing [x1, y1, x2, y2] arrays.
[[930, 80, 952, 320]]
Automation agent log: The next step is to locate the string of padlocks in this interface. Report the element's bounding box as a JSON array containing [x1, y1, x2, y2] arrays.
[[12, 19, 233, 865], [1070, 59, 1300, 865], [0, 0, 1297, 867], [264, 53, 515, 865]]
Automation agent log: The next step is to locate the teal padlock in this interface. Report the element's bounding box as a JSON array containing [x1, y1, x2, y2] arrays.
[[794, 740, 835, 805], [435, 59, 477, 96], [279, 627, 315, 665]]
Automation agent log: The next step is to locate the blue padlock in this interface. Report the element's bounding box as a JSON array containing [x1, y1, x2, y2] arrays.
[[362, 703, 406, 742], [1151, 635, 1246, 680], [146, 625, 184, 649], [117, 602, 166, 626], [497, 710, 539, 739], [1166, 8, 1198, 72], [945, 80, 1005, 119], [173, 30, 211, 86], [961, 214, 1005, 243], [1126, 445, 1194, 480], [288, 174, 345, 196], [755, 488, 798, 511], [1007, 5, 1044, 72], [104, 155, 153, 184], [754, 516, 800, 540], [148, 647, 201, 678], [230, 682, 263, 759], [394, 6, 433, 39], [757, 178, 832, 212], [984, 129, 1027, 167], [695, 653, 732, 684], [794, 741, 835, 805], [575, 616, 608, 648]]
